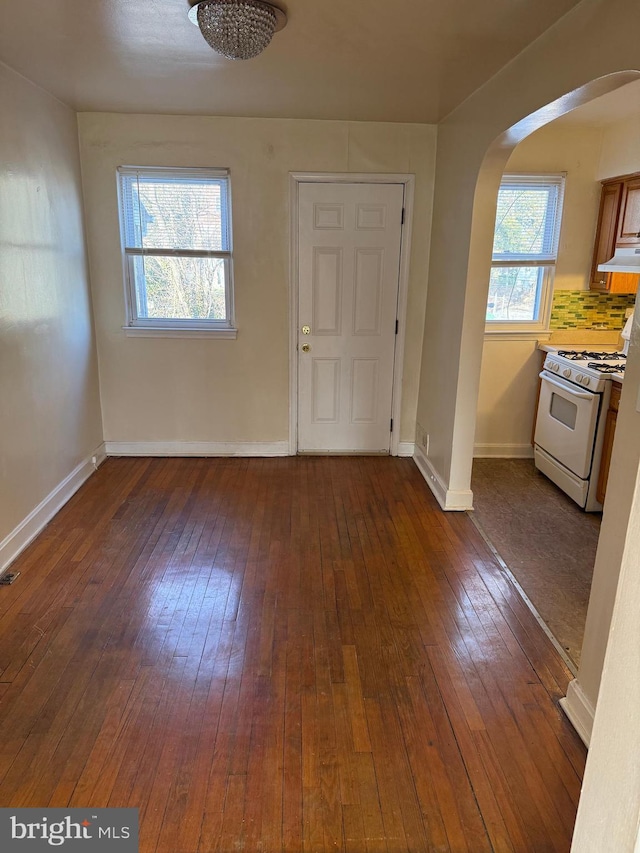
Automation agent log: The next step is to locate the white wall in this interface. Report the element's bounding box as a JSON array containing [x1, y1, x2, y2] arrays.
[[0, 63, 103, 564], [599, 114, 640, 179], [474, 340, 543, 458], [474, 124, 605, 456], [78, 114, 436, 450]]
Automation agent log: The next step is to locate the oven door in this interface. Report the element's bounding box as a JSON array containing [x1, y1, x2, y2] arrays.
[[534, 371, 601, 479]]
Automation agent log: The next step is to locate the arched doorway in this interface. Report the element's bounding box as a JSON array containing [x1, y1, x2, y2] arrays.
[[471, 81, 640, 680], [415, 56, 640, 847]]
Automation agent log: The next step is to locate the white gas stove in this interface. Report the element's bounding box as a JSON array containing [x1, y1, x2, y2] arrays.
[[544, 350, 626, 390], [534, 349, 625, 511]]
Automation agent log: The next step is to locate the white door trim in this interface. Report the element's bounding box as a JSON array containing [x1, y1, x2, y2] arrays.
[[289, 172, 415, 456]]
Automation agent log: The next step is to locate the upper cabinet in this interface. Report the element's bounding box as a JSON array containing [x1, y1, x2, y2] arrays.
[[590, 181, 623, 290], [590, 174, 640, 294], [616, 176, 640, 246]]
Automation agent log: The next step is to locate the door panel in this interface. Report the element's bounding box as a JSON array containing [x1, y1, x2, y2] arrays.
[[312, 359, 341, 423], [351, 359, 379, 423], [353, 250, 383, 335], [312, 248, 343, 335], [298, 182, 403, 452], [617, 177, 640, 245]]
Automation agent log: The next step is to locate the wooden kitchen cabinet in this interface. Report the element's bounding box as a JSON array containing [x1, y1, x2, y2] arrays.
[[596, 381, 622, 504], [616, 176, 640, 246], [590, 180, 623, 291], [590, 176, 640, 294]]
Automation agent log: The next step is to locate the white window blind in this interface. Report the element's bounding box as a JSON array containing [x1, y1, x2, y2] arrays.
[[492, 175, 564, 265], [486, 174, 565, 328]]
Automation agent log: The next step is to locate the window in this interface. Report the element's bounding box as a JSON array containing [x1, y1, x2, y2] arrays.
[[486, 174, 565, 331], [117, 167, 235, 336]]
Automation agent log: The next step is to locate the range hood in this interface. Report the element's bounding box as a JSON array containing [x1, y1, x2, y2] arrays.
[[597, 248, 640, 273]]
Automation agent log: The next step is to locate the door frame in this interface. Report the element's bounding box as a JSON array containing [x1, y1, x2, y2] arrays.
[[289, 172, 415, 455]]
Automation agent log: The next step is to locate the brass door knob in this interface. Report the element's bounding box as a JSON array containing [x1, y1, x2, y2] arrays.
[[301, 343, 311, 353]]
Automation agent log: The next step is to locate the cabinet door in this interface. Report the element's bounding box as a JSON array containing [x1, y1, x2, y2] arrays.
[[590, 181, 622, 290], [608, 272, 639, 294], [616, 176, 640, 246]]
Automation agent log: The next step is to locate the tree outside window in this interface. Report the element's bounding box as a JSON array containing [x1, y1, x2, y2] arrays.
[[118, 167, 235, 334]]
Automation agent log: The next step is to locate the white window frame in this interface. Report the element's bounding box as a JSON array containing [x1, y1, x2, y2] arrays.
[[117, 166, 236, 338], [485, 173, 565, 337]]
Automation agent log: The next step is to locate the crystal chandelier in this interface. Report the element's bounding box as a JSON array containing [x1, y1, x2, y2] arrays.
[[188, 1, 287, 61]]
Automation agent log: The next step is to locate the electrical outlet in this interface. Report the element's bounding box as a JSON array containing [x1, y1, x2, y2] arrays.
[[415, 423, 430, 455]]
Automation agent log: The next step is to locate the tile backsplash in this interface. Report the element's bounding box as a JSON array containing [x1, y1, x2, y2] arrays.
[[550, 290, 636, 330]]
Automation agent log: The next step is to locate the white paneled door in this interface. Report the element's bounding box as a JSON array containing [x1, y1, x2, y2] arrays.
[[297, 182, 404, 452]]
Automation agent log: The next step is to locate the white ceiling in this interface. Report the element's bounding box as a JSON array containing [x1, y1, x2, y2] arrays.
[[0, 0, 585, 123]]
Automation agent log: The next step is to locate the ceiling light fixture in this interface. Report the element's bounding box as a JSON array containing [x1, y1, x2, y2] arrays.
[[188, 0, 287, 61]]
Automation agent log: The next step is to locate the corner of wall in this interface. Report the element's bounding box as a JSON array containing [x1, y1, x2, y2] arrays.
[[0, 444, 106, 575], [412, 443, 473, 511]]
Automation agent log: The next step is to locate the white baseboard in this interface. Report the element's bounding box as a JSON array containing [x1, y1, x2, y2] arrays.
[[560, 678, 594, 747], [412, 444, 473, 511], [0, 443, 106, 575], [104, 441, 290, 457], [474, 443, 534, 458], [397, 442, 415, 457]]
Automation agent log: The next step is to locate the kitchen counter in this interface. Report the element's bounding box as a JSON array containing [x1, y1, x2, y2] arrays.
[[538, 342, 620, 354], [546, 330, 622, 347]]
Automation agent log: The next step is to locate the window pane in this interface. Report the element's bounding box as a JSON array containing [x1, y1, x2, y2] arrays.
[[486, 266, 544, 322], [132, 255, 227, 321], [121, 174, 229, 252], [493, 184, 560, 258]]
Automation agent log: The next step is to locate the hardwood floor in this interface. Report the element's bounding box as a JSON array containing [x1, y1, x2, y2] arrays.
[[0, 457, 586, 852]]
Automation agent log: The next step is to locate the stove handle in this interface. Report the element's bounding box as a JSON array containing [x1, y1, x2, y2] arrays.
[[539, 371, 595, 399]]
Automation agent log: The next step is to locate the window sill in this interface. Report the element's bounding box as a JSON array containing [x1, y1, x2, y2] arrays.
[[122, 326, 237, 339], [484, 328, 551, 342]]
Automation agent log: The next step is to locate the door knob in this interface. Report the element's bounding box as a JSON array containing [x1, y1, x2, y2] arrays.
[[301, 343, 311, 353]]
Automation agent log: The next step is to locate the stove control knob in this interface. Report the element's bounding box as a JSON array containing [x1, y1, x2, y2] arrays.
[[563, 369, 572, 379], [576, 374, 584, 384], [582, 376, 591, 387], [551, 363, 560, 373]]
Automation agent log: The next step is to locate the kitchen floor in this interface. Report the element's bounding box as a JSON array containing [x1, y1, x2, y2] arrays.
[[470, 459, 601, 668]]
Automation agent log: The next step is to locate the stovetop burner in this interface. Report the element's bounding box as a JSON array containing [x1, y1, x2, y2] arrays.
[[557, 350, 627, 361], [587, 362, 626, 374]]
